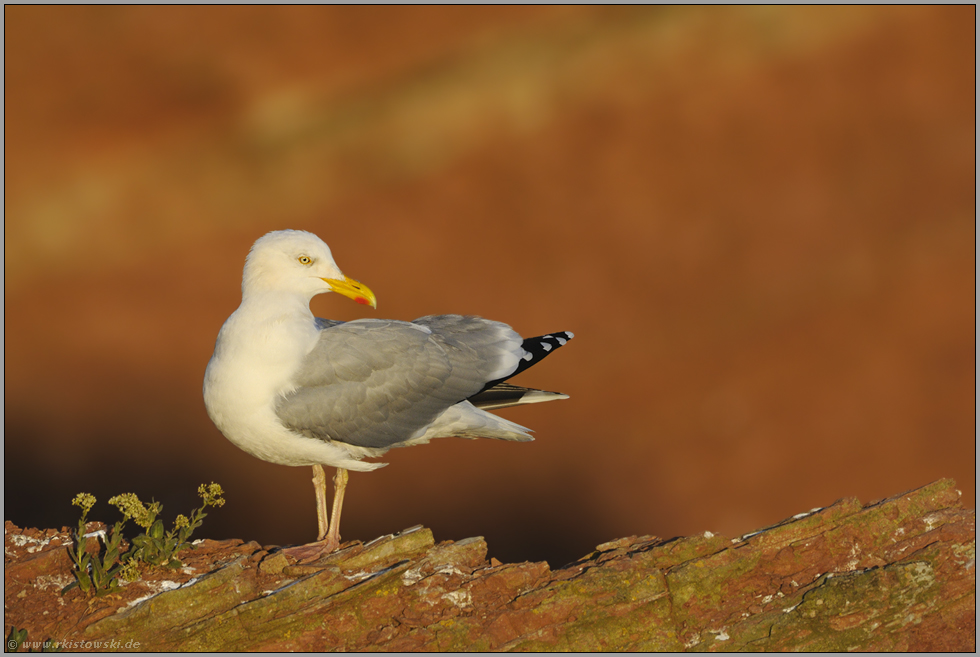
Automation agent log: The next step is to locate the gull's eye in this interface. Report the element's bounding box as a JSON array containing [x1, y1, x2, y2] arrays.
[[298, 256, 313, 266]]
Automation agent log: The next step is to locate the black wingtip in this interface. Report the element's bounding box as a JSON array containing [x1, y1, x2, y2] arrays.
[[478, 331, 574, 393], [519, 331, 574, 363]]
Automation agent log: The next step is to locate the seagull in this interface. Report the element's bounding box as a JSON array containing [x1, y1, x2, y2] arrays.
[[203, 229, 573, 551]]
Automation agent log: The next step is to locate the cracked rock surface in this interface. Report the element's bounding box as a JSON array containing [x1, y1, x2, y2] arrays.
[[4, 479, 974, 651]]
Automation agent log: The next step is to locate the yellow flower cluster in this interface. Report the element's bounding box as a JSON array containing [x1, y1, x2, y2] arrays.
[[118, 559, 142, 583], [107, 493, 161, 529], [198, 483, 226, 508], [71, 493, 97, 515]]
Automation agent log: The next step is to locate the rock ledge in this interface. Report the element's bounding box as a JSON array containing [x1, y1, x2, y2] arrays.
[[4, 479, 974, 651]]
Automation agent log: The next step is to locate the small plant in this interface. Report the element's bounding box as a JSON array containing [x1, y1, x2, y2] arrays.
[[62, 484, 225, 596], [6, 627, 60, 652], [63, 494, 129, 596], [6, 627, 28, 651], [125, 483, 226, 568]]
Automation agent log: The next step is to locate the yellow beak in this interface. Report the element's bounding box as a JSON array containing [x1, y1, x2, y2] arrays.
[[322, 275, 377, 308]]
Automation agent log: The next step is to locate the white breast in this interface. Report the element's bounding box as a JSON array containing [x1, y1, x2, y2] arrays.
[[203, 299, 383, 471]]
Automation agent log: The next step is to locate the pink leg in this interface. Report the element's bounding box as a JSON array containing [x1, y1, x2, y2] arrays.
[[312, 464, 330, 542], [324, 468, 349, 551]]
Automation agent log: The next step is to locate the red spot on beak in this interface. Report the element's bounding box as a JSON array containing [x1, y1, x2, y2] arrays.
[[356, 297, 371, 305]]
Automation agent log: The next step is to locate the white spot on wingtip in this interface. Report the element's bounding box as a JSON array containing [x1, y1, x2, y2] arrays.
[[540, 342, 552, 351], [522, 352, 533, 361], [565, 331, 574, 339], [556, 337, 566, 345]]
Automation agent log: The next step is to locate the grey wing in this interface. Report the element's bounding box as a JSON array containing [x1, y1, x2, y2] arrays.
[[411, 314, 525, 383], [275, 317, 522, 449], [314, 317, 344, 330]]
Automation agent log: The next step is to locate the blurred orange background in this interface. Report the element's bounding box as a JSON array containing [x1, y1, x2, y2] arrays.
[[4, 6, 975, 566]]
